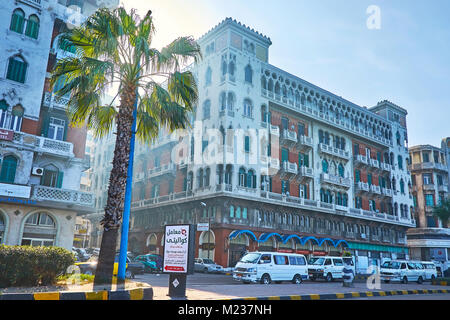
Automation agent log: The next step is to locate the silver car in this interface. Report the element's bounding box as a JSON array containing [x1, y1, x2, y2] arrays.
[[194, 258, 224, 273]]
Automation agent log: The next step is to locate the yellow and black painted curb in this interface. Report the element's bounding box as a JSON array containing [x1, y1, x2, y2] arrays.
[[225, 288, 449, 300], [0, 287, 153, 300], [432, 280, 448, 286]]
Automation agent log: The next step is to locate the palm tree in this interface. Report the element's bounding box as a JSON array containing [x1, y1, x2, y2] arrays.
[[433, 198, 450, 228], [51, 7, 201, 288]]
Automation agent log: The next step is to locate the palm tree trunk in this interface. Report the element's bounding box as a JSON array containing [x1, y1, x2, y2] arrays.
[[94, 88, 136, 289]]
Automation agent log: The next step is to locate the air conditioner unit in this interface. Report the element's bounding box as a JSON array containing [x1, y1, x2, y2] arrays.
[[32, 167, 44, 176]]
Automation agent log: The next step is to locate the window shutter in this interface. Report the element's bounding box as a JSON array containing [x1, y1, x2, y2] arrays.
[[41, 112, 50, 137], [56, 172, 64, 189]]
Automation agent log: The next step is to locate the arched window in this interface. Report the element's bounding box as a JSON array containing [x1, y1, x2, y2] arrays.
[[197, 169, 204, 188], [219, 92, 226, 111], [229, 205, 234, 218], [238, 168, 246, 187], [247, 170, 256, 189], [202, 100, 211, 120], [400, 179, 405, 194], [243, 98, 253, 118], [0, 155, 18, 183], [227, 92, 235, 111], [10, 105, 24, 132], [10, 9, 25, 34], [6, 56, 28, 83], [343, 193, 348, 207], [322, 159, 329, 173], [25, 14, 40, 39], [0, 100, 9, 128], [205, 67, 212, 86], [41, 164, 63, 188], [244, 65, 253, 83], [235, 207, 241, 219], [22, 212, 56, 247], [204, 168, 211, 187], [398, 155, 403, 170], [338, 163, 345, 178]]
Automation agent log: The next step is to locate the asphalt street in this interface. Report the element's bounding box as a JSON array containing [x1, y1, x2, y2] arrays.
[[132, 272, 450, 300]]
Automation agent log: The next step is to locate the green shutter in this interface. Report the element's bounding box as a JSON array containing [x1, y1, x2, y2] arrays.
[[41, 112, 50, 137], [304, 154, 309, 167], [10, 13, 24, 33], [25, 20, 39, 39], [63, 120, 68, 141], [56, 172, 64, 189]]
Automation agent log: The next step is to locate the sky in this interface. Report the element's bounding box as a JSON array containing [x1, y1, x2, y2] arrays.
[[122, 0, 450, 148]]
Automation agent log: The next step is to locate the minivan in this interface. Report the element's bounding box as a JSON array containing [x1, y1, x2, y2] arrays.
[[233, 251, 308, 284], [421, 261, 438, 281], [308, 256, 355, 282], [380, 260, 425, 284]]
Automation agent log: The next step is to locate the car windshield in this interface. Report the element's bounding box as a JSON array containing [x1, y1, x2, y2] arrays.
[[239, 253, 261, 264], [203, 259, 215, 264], [381, 261, 391, 268], [311, 258, 325, 265], [390, 262, 401, 269]]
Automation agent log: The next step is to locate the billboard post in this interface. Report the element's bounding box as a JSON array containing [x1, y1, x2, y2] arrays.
[[162, 224, 196, 299]]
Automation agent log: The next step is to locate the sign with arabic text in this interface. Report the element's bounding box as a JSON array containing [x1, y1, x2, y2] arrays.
[[163, 224, 195, 274]]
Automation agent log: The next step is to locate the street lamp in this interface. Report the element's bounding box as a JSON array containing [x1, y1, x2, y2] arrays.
[[199, 202, 212, 259]]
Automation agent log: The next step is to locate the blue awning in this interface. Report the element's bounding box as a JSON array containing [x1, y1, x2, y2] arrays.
[[281, 234, 303, 244], [228, 229, 258, 241], [258, 232, 283, 243]]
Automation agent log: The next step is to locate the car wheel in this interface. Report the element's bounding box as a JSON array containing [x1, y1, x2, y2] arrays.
[[310, 276, 316, 281], [204, 267, 209, 273], [326, 273, 333, 282], [402, 276, 408, 284], [292, 274, 302, 284], [417, 276, 423, 284], [125, 270, 133, 279], [261, 274, 271, 285]]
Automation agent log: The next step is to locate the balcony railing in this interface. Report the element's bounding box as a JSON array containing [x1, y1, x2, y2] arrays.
[[148, 163, 176, 179], [10, 132, 74, 158], [369, 184, 381, 195], [270, 125, 280, 136], [354, 155, 368, 166], [280, 161, 298, 180], [281, 129, 297, 147], [355, 181, 369, 193], [43, 92, 70, 111], [380, 162, 392, 172], [381, 188, 393, 197], [369, 158, 380, 169], [410, 162, 448, 172], [318, 143, 350, 160], [297, 135, 313, 150], [31, 185, 94, 207], [296, 166, 314, 183], [321, 173, 352, 188]]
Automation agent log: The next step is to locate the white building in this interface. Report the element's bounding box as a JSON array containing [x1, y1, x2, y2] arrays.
[[0, 0, 118, 250]]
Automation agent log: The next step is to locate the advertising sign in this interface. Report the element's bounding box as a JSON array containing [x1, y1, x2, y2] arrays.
[[163, 224, 195, 274], [0, 129, 14, 141], [196, 223, 209, 232], [0, 183, 31, 198]]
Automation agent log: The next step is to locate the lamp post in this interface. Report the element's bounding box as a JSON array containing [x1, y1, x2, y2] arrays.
[[200, 202, 211, 259]]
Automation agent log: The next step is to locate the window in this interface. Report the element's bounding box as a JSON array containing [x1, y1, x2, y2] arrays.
[[25, 212, 55, 227], [243, 99, 253, 118], [333, 259, 343, 266], [10, 9, 25, 34], [282, 180, 290, 195], [6, 56, 28, 83], [247, 170, 256, 188], [338, 164, 344, 178], [296, 256, 306, 265], [274, 255, 289, 265], [205, 67, 212, 86], [423, 152, 430, 163], [229, 205, 234, 218], [423, 174, 432, 185], [0, 155, 18, 183], [238, 168, 246, 187], [244, 64, 252, 83], [281, 148, 289, 163], [41, 165, 63, 188], [425, 194, 434, 207], [400, 179, 405, 194], [398, 155, 403, 170], [235, 207, 241, 219], [202, 100, 211, 120], [322, 159, 329, 173], [355, 169, 361, 183], [25, 15, 40, 39], [0, 100, 8, 128], [298, 123, 305, 136], [47, 118, 66, 141]]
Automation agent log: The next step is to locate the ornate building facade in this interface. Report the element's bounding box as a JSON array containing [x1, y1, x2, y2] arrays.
[[122, 18, 416, 273]]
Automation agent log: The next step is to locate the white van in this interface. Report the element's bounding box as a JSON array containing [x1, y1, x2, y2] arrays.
[[380, 260, 425, 284], [421, 261, 438, 281], [307, 256, 354, 282], [232, 251, 308, 284]]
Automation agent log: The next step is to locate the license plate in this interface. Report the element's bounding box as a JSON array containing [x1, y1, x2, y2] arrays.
[[236, 274, 243, 277]]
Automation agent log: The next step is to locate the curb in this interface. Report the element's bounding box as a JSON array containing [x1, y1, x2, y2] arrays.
[[224, 288, 449, 300], [432, 281, 448, 286], [0, 287, 153, 300]]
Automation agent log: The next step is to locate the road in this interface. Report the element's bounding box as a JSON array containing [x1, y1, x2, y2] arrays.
[[132, 272, 450, 300]]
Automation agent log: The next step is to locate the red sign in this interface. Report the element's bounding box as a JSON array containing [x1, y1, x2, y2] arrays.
[[0, 129, 13, 141], [277, 249, 294, 253], [296, 250, 311, 255], [164, 266, 185, 272], [312, 251, 328, 256]]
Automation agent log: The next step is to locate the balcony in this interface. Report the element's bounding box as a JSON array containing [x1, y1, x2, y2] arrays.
[[354, 181, 369, 193], [281, 129, 297, 148], [354, 155, 368, 167], [260, 156, 280, 176], [369, 184, 382, 195], [280, 161, 298, 181], [10, 132, 74, 158], [438, 184, 449, 193], [381, 188, 393, 197], [18, 0, 42, 11], [369, 158, 380, 170], [297, 135, 313, 151], [296, 166, 314, 183], [43, 92, 70, 111], [423, 184, 435, 191], [410, 162, 448, 172], [320, 173, 352, 188], [148, 163, 176, 180], [270, 125, 280, 136], [31, 185, 94, 212], [318, 143, 350, 161]]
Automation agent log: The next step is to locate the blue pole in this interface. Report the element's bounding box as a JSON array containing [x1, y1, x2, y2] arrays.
[[117, 98, 138, 282]]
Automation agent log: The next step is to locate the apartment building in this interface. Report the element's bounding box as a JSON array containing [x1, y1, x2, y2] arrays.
[[109, 18, 415, 272], [0, 0, 117, 250], [407, 140, 450, 273]]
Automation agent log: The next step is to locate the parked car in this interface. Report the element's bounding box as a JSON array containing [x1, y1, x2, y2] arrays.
[[74, 254, 144, 278], [72, 247, 91, 262], [420, 261, 438, 281], [308, 256, 354, 282], [380, 260, 425, 284], [233, 252, 308, 284], [194, 258, 224, 273], [134, 254, 163, 273]]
